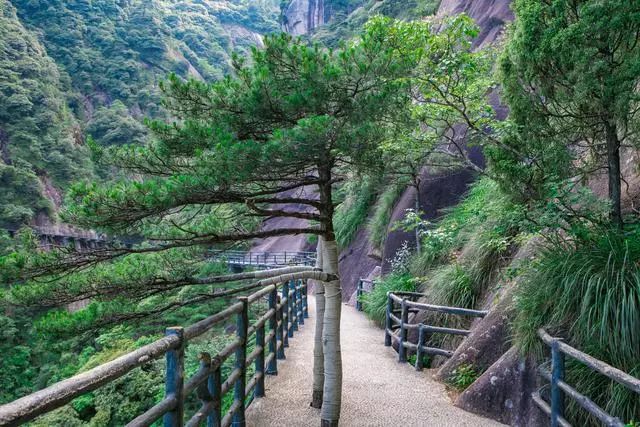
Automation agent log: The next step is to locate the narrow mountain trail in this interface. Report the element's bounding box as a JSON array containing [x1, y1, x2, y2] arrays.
[[246, 297, 504, 426]]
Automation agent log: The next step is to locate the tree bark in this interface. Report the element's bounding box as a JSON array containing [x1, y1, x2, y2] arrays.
[[311, 236, 325, 409], [605, 121, 623, 229], [414, 178, 422, 255], [320, 238, 342, 426]]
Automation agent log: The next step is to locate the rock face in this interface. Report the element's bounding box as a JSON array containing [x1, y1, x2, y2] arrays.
[[455, 347, 546, 427], [437, 0, 514, 48], [283, 0, 324, 36]]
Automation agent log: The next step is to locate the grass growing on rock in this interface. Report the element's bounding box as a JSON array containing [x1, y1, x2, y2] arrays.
[[514, 228, 640, 424]]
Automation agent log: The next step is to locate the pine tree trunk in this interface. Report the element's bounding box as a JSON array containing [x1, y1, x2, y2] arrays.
[[414, 181, 421, 255], [320, 238, 342, 426], [605, 122, 623, 229], [311, 236, 325, 409]]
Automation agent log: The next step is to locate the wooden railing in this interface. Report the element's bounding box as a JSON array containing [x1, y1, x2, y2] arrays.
[[532, 329, 640, 427], [355, 278, 374, 311], [384, 291, 488, 370], [0, 280, 309, 427], [209, 250, 316, 268]]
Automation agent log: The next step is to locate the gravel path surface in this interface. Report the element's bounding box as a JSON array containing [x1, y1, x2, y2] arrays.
[[246, 297, 504, 426]]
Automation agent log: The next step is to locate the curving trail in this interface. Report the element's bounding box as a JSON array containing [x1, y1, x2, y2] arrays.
[[246, 297, 504, 426]]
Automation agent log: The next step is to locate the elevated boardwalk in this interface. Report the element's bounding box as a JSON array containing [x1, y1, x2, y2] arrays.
[[246, 297, 503, 426]]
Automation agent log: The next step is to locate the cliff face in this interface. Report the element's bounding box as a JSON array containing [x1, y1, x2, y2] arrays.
[[437, 0, 514, 47], [283, 0, 325, 36]]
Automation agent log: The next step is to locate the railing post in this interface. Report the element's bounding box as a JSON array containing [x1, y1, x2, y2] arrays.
[[288, 281, 296, 336], [356, 279, 363, 311], [282, 281, 290, 347], [398, 299, 408, 363], [415, 324, 426, 371], [232, 297, 248, 427], [208, 364, 221, 427], [296, 280, 304, 326], [384, 293, 392, 347], [302, 279, 309, 319], [164, 327, 185, 427], [551, 339, 565, 427], [255, 324, 265, 398], [267, 287, 278, 373]]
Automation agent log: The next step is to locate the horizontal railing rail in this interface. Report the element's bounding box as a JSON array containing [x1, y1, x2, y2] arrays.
[[532, 329, 640, 427], [0, 279, 310, 427], [355, 278, 375, 311], [209, 250, 316, 267], [385, 291, 488, 370]]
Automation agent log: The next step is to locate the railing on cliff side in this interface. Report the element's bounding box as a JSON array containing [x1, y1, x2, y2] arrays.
[[533, 329, 640, 427], [209, 250, 316, 268], [355, 278, 374, 312], [385, 291, 488, 370], [0, 279, 310, 427]]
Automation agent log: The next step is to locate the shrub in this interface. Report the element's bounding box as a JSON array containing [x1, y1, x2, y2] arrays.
[[362, 273, 416, 327], [447, 364, 479, 391]]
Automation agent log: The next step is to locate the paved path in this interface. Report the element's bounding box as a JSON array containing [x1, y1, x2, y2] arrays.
[[246, 297, 503, 426]]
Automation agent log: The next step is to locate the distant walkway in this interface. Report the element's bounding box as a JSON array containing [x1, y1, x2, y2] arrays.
[[246, 297, 503, 426]]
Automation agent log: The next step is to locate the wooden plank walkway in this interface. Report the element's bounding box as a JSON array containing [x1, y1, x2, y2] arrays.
[[246, 297, 504, 426]]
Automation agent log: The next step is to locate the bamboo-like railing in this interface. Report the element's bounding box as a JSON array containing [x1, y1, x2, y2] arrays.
[[532, 329, 640, 427], [0, 280, 310, 427], [384, 291, 488, 370]]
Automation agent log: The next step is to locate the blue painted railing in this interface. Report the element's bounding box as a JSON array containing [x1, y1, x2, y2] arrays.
[[0, 280, 309, 427], [385, 291, 488, 370], [209, 250, 316, 268], [355, 278, 374, 311], [533, 329, 640, 427]]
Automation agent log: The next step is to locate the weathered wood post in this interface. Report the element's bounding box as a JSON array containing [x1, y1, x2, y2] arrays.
[[277, 286, 286, 358], [283, 281, 292, 342], [232, 297, 248, 427], [255, 323, 265, 398], [356, 279, 363, 311], [267, 287, 278, 374], [415, 324, 426, 371], [297, 280, 304, 326], [384, 293, 393, 347], [302, 279, 309, 319], [208, 363, 221, 427], [550, 339, 565, 427], [398, 299, 409, 363], [164, 327, 185, 427]]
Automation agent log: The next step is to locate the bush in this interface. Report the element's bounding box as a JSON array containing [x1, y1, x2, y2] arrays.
[[514, 229, 640, 424], [362, 273, 416, 327], [447, 363, 479, 391]]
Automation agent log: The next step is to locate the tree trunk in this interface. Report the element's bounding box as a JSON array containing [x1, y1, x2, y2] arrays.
[[320, 238, 342, 426], [605, 121, 623, 229], [414, 180, 421, 255], [311, 236, 325, 409]]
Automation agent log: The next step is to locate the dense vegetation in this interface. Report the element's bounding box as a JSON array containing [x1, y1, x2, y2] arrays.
[[2, 0, 640, 425]]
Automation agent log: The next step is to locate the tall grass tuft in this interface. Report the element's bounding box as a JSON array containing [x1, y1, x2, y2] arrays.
[[514, 229, 640, 424], [368, 180, 408, 250], [362, 273, 416, 327]]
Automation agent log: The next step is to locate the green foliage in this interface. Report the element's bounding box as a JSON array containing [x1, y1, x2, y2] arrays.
[[514, 229, 640, 423], [334, 176, 381, 248], [447, 364, 479, 391], [0, 0, 95, 226], [495, 0, 640, 227], [362, 273, 416, 326], [409, 178, 522, 279], [367, 180, 408, 249], [313, 0, 441, 46]]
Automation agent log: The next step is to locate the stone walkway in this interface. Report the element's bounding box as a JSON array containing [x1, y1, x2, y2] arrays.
[[246, 297, 504, 426]]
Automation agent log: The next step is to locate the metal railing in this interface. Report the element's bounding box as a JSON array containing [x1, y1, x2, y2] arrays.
[[0, 280, 310, 427], [532, 329, 640, 427], [385, 291, 488, 370], [209, 250, 316, 268], [355, 278, 374, 311]]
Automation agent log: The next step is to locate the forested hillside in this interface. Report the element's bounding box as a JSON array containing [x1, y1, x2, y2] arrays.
[[0, 0, 280, 229]]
